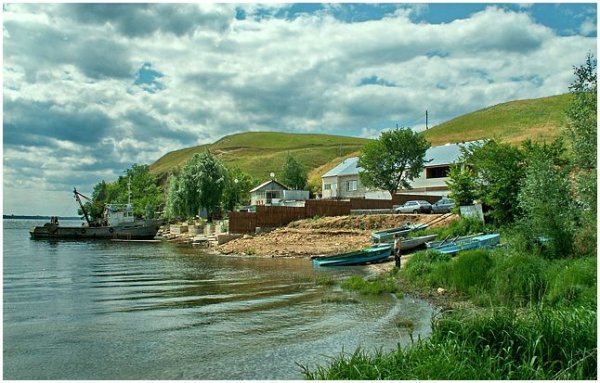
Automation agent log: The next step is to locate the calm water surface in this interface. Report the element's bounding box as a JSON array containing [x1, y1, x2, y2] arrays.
[[4, 219, 435, 379]]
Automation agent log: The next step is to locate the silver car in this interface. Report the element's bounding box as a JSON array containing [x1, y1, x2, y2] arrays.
[[394, 200, 432, 214], [432, 198, 455, 213]]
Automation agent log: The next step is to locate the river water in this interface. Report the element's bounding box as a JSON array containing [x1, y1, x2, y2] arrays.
[[4, 219, 435, 379]]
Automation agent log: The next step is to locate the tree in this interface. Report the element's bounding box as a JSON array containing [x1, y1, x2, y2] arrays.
[[446, 164, 477, 207], [281, 154, 307, 190], [358, 128, 431, 196], [460, 140, 526, 226], [566, 54, 597, 223], [171, 151, 228, 221], [222, 166, 255, 211], [518, 152, 576, 258]]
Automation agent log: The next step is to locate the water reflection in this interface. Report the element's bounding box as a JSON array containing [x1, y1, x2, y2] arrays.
[[4, 220, 435, 379]]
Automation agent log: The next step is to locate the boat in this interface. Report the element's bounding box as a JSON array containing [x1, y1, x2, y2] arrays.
[[426, 233, 484, 249], [29, 186, 160, 240], [430, 233, 500, 255], [395, 234, 438, 251], [371, 223, 428, 243], [311, 243, 392, 267]]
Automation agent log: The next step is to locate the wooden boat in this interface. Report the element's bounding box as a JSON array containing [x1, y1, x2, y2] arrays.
[[371, 223, 428, 243], [431, 233, 500, 255], [29, 186, 160, 240], [312, 244, 392, 267]]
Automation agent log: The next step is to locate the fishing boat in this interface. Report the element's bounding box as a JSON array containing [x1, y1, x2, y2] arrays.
[[430, 233, 500, 255], [311, 243, 392, 267], [29, 186, 160, 240], [371, 223, 428, 243]]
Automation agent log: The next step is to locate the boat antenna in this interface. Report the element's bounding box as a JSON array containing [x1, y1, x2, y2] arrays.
[[73, 187, 92, 227]]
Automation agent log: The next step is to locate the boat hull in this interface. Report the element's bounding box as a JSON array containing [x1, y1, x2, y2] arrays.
[[29, 221, 160, 240], [434, 233, 500, 255], [312, 244, 392, 267], [371, 223, 428, 243]]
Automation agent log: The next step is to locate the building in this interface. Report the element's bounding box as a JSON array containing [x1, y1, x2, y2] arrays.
[[321, 141, 480, 199], [321, 157, 367, 199], [250, 179, 289, 205]]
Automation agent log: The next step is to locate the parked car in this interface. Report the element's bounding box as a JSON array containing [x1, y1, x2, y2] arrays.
[[432, 198, 455, 214], [394, 200, 432, 214]]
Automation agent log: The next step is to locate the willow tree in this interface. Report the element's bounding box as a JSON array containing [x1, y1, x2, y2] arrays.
[[358, 128, 430, 196]]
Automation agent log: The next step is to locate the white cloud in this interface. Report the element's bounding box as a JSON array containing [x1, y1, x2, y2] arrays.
[[2, 4, 597, 214]]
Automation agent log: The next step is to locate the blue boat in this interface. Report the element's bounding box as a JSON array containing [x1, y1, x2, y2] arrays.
[[432, 233, 500, 255], [371, 223, 428, 243], [312, 244, 392, 267]]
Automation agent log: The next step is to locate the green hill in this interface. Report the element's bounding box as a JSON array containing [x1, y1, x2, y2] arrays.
[[149, 131, 369, 182], [150, 94, 572, 187], [423, 93, 571, 146]]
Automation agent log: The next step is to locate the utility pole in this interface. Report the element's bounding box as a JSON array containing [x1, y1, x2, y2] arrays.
[[425, 110, 429, 130]]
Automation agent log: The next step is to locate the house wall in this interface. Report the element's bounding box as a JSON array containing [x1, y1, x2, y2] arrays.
[[337, 174, 367, 199], [321, 176, 339, 199], [410, 165, 451, 192], [251, 182, 288, 205]]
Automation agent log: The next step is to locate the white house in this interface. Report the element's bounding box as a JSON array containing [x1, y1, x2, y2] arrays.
[[321, 141, 480, 199], [250, 179, 289, 205]]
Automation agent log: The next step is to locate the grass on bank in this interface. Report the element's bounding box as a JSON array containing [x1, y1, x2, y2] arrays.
[[302, 306, 596, 380]]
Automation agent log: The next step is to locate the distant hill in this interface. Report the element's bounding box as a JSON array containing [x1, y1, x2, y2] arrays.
[[150, 94, 571, 190], [423, 93, 571, 145], [149, 131, 370, 183]]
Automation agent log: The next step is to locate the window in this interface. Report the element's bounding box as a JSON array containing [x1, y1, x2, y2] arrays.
[[426, 166, 450, 179], [346, 180, 358, 191], [324, 184, 331, 190]]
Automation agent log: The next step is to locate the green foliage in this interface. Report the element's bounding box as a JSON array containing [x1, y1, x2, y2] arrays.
[[517, 152, 576, 258], [303, 307, 597, 380], [81, 164, 163, 220], [280, 153, 308, 190], [446, 164, 477, 207], [566, 53, 597, 171], [492, 252, 548, 307], [340, 275, 399, 295], [166, 151, 228, 220], [462, 140, 526, 226], [545, 256, 597, 308], [358, 128, 431, 196], [426, 216, 487, 239], [222, 166, 256, 211]]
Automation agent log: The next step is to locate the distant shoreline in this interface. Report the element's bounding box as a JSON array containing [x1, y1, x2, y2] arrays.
[[3, 215, 81, 220]]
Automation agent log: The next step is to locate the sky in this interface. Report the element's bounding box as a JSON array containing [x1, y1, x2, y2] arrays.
[[2, 2, 597, 216]]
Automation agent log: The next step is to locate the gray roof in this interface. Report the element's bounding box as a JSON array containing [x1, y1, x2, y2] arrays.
[[425, 141, 484, 167], [321, 141, 484, 177], [249, 179, 289, 193], [322, 157, 362, 178]]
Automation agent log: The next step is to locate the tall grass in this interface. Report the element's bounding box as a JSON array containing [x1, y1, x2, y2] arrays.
[[340, 275, 399, 295], [302, 307, 597, 380]]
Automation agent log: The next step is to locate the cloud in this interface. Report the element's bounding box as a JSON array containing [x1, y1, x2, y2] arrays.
[[2, 3, 597, 214]]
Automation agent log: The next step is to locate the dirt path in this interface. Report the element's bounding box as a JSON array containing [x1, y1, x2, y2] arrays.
[[217, 213, 458, 258]]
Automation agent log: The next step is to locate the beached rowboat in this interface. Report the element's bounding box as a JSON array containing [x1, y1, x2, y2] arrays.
[[371, 223, 428, 243], [311, 244, 392, 267], [430, 233, 500, 255]]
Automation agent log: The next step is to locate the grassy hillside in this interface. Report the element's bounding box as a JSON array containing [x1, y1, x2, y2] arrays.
[[423, 94, 571, 146], [150, 131, 369, 182], [150, 94, 572, 188]]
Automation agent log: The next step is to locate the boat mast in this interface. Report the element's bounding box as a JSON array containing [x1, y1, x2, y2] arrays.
[[127, 177, 132, 205], [73, 188, 92, 227]]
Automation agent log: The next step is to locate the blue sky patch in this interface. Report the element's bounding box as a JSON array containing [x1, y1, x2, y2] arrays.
[[133, 62, 165, 93]]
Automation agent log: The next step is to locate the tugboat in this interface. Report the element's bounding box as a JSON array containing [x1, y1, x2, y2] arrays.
[[29, 183, 160, 240]]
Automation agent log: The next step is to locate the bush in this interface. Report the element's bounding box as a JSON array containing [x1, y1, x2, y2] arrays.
[[491, 252, 548, 307], [447, 250, 494, 294], [428, 217, 488, 239], [545, 256, 597, 308]]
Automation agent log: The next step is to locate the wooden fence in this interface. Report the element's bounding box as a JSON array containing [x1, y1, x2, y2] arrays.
[[229, 194, 444, 234]]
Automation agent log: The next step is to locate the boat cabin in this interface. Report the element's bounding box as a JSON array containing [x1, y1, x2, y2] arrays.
[[104, 204, 135, 226]]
